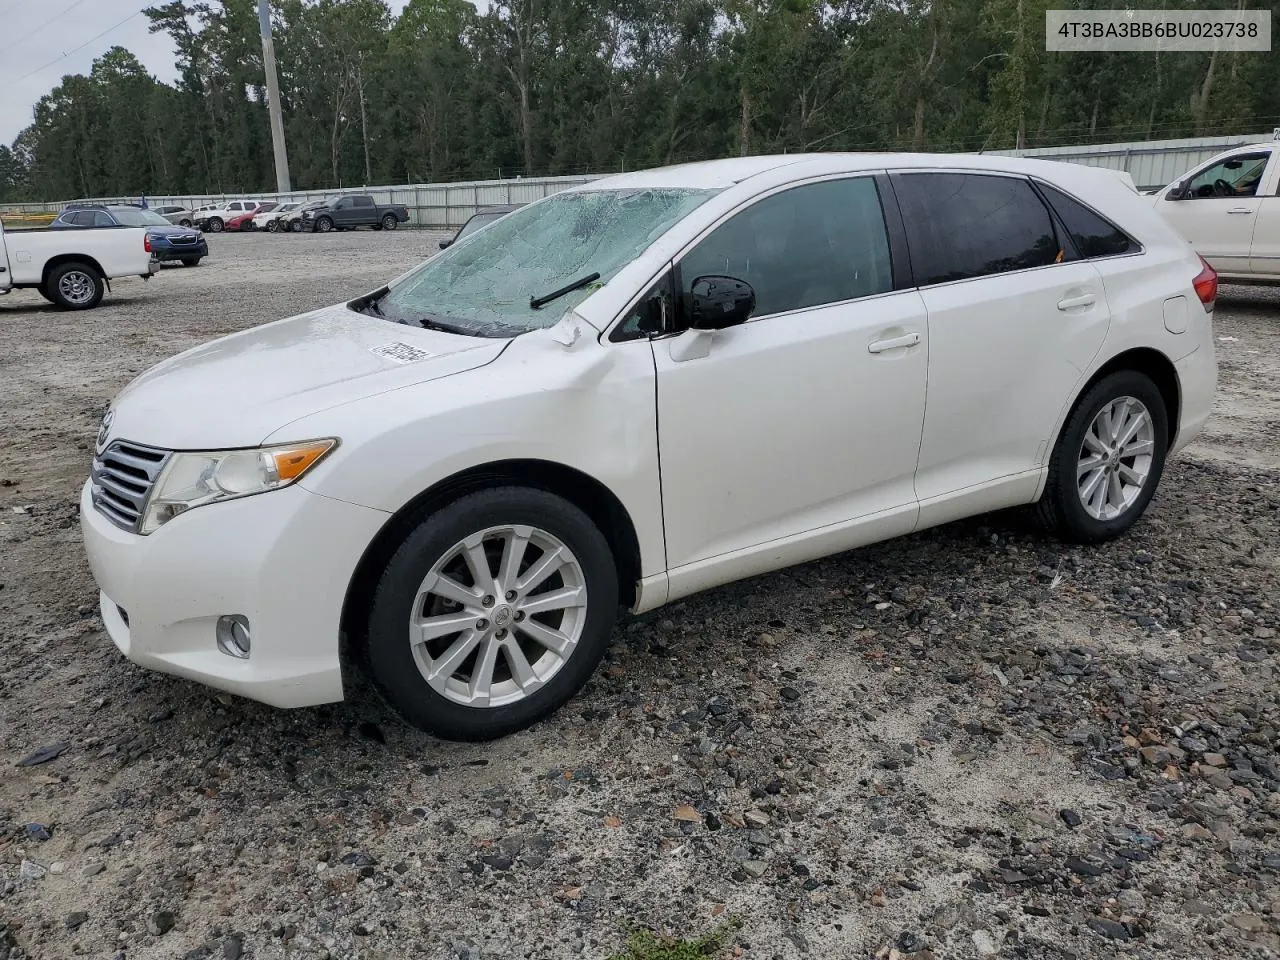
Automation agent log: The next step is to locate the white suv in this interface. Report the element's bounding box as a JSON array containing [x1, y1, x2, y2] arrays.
[[81, 153, 1218, 741], [1152, 134, 1280, 284], [195, 199, 261, 233]]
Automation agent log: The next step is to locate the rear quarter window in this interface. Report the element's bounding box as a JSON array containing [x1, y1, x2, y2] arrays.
[[1035, 181, 1138, 259]]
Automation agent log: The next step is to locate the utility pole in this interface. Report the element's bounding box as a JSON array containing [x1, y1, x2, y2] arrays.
[[257, 0, 291, 193]]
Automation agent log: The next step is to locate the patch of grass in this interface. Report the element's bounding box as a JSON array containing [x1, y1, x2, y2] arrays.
[[607, 919, 741, 960]]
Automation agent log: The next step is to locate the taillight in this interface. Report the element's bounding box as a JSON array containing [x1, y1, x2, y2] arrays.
[[144, 233, 152, 253], [1192, 255, 1217, 310]]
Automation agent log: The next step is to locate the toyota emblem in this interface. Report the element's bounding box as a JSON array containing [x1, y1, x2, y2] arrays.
[[96, 409, 114, 451]]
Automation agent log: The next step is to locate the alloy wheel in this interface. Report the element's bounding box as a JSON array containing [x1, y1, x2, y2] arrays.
[[1076, 396, 1155, 521]]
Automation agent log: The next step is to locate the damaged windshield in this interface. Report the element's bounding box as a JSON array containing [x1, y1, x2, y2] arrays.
[[369, 187, 720, 337]]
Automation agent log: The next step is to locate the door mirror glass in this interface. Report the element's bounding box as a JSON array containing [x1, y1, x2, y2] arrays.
[[687, 275, 755, 330]]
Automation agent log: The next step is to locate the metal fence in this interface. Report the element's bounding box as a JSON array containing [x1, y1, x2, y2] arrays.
[[4, 130, 1277, 226]]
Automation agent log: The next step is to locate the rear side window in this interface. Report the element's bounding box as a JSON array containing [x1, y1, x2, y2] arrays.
[[679, 177, 894, 317], [354, 196, 373, 208], [895, 173, 1060, 286], [1035, 182, 1136, 258]]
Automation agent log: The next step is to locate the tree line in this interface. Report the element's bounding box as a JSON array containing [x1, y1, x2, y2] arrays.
[[2, 0, 1278, 203]]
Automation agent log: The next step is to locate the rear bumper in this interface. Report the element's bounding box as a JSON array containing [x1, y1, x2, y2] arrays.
[[1171, 342, 1217, 456]]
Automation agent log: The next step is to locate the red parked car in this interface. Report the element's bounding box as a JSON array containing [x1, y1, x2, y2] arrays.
[[225, 202, 277, 232]]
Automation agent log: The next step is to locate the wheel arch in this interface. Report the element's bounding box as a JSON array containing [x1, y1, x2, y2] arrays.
[[42, 254, 105, 287], [339, 458, 643, 669], [1079, 347, 1182, 446]]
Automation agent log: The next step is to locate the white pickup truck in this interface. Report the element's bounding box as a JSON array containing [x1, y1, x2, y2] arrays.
[[0, 218, 155, 309], [1151, 132, 1280, 284]]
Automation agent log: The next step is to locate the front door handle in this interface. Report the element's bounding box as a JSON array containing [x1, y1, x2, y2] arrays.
[[1228, 207, 1255, 215], [1057, 293, 1097, 311], [867, 332, 920, 354]]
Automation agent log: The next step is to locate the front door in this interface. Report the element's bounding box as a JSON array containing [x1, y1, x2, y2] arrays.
[[1154, 148, 1273, 274], [653, 176, 928, 575]]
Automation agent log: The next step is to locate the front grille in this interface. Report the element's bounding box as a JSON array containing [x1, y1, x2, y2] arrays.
[[91, 440, 170, 532], [169, 234, 198, 245]]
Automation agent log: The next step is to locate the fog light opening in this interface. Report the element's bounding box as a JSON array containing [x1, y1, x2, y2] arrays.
[[216, 615, 252, 659]]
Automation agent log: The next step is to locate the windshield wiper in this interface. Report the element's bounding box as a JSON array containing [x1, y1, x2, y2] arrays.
[[530, 272, 600, 310], [415, 316, 470, 335]]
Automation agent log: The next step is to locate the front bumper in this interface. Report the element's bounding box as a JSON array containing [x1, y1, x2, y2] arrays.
[[151, 240, 209, 262], [79, 479, 388, 708]]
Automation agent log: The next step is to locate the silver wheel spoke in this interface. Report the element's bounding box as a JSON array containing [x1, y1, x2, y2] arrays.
[[1118, 462, 1144, 485], [467, 638, 500, 705], [462, 536, 497, 597], [1079, 467, 1107, 505], [1122, 438, 1154, 458], [516, 545, 564, 594], [425, 572, 483, 608], [503, 640, 539, 691], [1082, 430, 1108, 455], [428, 629, 482, 681], [519, 585, 586, 616], [1116, 410, 1147, 449], [1089, 473, 1108, 513], [1109, 399, 1131, 442], [1107, 471, 1125, 511], [515, 616, 572, 658], [496, 527, 531, 593], [416, 610, 479, 643], [1077, 454, 1106, 479]]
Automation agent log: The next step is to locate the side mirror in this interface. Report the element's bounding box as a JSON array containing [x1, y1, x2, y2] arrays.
[[1166, 180, 1189, 201], [688, 275, 755, 330]]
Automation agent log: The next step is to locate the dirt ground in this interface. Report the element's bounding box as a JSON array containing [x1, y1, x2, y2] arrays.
[[1, 231, 1278, 960]]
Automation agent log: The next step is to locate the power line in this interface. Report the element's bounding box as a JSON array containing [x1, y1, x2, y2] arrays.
[[6, 9, 143, 86], [0, 0, 94, 55]]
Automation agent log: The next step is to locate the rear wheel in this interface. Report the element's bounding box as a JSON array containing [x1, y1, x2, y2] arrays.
[[47, 262, 104, 310], [365, 487, 618, 741], [1037, 370, 1168, 543], [266, 220, 278, 232], [206, 217, 224, 233], [179, 218, 192, 227], [290, 220, 303, 233], [181, 257, 201, 267], [381, 213, 398, 231]]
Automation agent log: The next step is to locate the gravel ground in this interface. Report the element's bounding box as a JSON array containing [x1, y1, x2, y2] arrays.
[[1, 231, 1278, 960]]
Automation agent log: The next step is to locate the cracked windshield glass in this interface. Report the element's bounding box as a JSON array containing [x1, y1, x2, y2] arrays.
[[373, 187, 720, 336]]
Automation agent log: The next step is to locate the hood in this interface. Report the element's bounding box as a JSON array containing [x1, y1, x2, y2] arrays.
[[146, 223, 199, 237], [104, 302, 509, 450]]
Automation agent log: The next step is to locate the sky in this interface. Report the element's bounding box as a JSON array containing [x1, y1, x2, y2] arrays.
[[0, 0, 413, 145]]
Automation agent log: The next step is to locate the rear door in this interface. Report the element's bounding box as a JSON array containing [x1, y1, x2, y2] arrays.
[[351, 196, 374, 226], [0, 221, 11, 292], [891, 171, 1111, 523], [1154, 148, 1272, 274], [1248, 152, 1280, 279]]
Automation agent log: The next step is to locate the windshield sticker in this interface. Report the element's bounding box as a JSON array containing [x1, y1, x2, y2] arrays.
[[371, 342, 433, 364]]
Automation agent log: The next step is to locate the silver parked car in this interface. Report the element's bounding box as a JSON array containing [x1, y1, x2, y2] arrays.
[[153, 205, 198, 228]]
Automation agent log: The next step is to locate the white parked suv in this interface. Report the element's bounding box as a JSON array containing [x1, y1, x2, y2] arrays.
[[195, 199, 261, 233], [1152, 134, 1280, 284], [81, 153, 1218, 740]]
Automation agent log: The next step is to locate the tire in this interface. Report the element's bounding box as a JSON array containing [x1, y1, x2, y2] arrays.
[[179, 219, 192, 227], [290, 220, 303, 233], [1036, 370, 1168, 544], [181, 257, 201, 267], [315, 216, 333, 233], [206, 217, 224, 233], [365, 487, 619, 741], [46, 261, 104, 310], [266, 220, 277, 233], [381, 214, 398, 231], [36, 283, 55, 304]]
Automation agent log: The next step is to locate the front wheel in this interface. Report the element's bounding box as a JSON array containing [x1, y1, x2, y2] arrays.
[[265, 220, 277, 232], [290, 220, 303, 233], [365, 487, 619, 741], [315, 216, 333, 233], [1037, 370, 1168, 544], [181, 257, 201, 267], [47, 262, 104, 310], [206, 217, 224, 233], [381, 214, 398, 231], [179, 219, 192, 227]]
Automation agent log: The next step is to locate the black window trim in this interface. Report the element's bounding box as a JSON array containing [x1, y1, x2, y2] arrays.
[[1027, 176, 1145, 263], [889, 168, 1146, 290], [1180, 149, 1273, 200]]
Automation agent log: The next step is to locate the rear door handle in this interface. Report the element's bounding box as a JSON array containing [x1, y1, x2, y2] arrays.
[[867, 332, 920, 354], [1228, 207, 1255, 215], [1057, 293, 1096, 311]]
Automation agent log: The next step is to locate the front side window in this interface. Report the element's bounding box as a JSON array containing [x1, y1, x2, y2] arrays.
[[1186, 152, 1269, 199], [678, 177, 894, 317], [375, 187, 719, 337], [895, 173, 1060, 286], [1036, 182, 1136, 259], [354, 197, 373, 208]]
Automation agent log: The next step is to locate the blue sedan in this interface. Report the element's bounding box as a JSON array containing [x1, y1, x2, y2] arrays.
[[52, 204, 209, 266]]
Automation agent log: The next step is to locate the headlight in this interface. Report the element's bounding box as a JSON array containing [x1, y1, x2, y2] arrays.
[[140, 439, 336, 534]]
